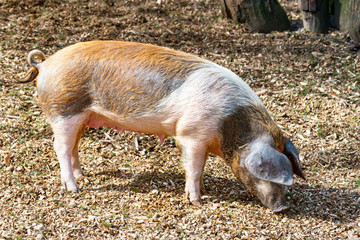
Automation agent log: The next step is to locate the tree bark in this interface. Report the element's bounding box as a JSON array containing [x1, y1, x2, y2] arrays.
[[299, 0, 329, 33], [334, 0, 360, 42], [220, 0, 290, 33]]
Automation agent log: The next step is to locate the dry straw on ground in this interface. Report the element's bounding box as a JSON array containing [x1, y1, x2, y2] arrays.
[[0, 0, 359, 239]]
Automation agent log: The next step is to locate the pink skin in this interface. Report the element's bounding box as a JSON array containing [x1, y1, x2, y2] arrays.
[[86, 112, 167, 143], [51, 114, 88, 192]]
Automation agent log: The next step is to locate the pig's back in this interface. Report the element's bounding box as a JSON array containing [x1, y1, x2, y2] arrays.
[[37, 41, 207, 118], [37, 41, 262, 125]]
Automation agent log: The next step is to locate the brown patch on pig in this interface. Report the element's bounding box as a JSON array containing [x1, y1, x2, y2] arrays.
[[231, 157, 257, 195], [38, 78, 92, 119]]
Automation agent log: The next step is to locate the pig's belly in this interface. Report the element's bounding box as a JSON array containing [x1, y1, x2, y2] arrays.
[[84, 106, 223, 157], [85, 106, 177, 138]]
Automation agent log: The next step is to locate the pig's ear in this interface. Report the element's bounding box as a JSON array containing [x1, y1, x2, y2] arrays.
[[284, 137, 306, 180], [244, 141, 293, 186]]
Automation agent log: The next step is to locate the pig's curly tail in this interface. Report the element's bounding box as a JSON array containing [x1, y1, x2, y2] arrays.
[[18, 49, 45, 83]]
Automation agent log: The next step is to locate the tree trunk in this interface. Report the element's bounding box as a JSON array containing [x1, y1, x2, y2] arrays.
[[299, 0, 329, 33], [334, 0, 360, 42], [220, 0, 290, 33]]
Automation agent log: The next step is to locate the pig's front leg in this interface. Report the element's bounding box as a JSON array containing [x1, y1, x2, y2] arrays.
[[178, 136, 207, 206], [51, 114, 87, 193]]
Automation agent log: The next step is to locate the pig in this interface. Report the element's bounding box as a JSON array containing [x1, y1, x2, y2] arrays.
[[21, 41, 305, 212]]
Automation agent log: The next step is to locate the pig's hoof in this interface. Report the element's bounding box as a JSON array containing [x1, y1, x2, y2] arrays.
[[190, 199, 202, 206], [67, 186, 80, 193], [62, 181, 79, 193]]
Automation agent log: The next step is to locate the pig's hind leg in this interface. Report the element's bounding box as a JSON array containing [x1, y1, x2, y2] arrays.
[[50, 113, 87, 193], [177, 136, 208, 206], [71, 124, 86, 179]]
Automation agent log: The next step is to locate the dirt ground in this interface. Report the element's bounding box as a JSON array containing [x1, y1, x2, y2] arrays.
[[0, 0, 359, 239]]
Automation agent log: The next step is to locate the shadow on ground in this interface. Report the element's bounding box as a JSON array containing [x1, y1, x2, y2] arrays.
[[89, 169, 359, 223]]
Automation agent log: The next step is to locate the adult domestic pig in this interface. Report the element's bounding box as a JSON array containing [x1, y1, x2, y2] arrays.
[[21, 41, 305, 212]]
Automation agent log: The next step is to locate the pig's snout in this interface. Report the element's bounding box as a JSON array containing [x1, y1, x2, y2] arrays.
[[271, 203, 289, 213], [231, 162, 290, 213], [255, 181, 289, 213]]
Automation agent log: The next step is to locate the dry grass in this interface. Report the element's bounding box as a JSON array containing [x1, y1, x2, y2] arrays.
[[0, 0, 359, 239]]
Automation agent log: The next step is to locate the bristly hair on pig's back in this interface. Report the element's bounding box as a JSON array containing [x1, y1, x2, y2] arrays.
[[35, 41, 207, 119]]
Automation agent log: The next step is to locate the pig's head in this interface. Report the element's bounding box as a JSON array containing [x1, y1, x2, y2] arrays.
[[231, 135, 305, 213]]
